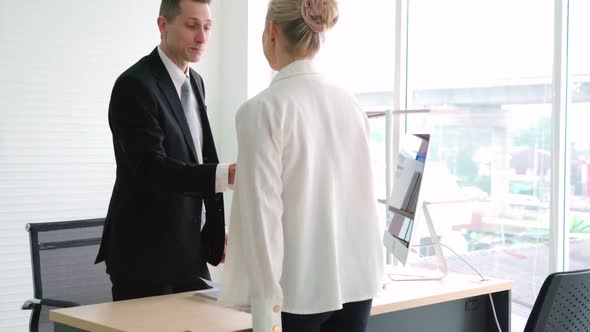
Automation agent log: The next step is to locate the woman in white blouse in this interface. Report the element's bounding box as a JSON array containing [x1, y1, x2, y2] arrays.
[[220, 0, 384, 331]]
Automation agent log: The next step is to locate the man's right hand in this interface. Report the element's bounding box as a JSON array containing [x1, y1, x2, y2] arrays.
[[228, 163, 236, 185]]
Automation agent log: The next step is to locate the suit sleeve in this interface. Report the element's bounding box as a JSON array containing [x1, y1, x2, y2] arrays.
[[235, 100, 285, 331], [108, 75, 217, 195]]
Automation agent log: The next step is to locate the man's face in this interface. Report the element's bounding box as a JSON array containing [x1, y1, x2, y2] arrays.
[[159, 0, 212, 69]]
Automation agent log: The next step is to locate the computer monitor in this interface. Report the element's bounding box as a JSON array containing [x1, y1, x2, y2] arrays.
[[386, 133, 430, 266]]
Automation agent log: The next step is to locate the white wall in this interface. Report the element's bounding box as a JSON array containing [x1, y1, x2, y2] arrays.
[[0, 1, 257, 330]]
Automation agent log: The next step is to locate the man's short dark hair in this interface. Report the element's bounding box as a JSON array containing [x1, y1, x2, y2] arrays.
[[159, 0, 211, 22]]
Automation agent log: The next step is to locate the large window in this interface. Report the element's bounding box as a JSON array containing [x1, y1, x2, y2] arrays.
[[316, 1, 586, 331], [405, 1, 554, 329], [567, 0, 590, 271]]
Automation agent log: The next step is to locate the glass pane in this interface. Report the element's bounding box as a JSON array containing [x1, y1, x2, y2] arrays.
[[567, 0, 590, 272], [315, 0, 396, 112], [405, 1, 553, 330]]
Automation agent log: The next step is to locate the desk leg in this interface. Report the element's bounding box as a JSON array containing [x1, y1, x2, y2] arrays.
[[54, 323, 88, 332], [368, 290, 511, 332], [489, 289, 511, 331]]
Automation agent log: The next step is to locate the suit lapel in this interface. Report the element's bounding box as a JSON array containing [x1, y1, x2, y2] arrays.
[[198, 103, 218, 164], [148, 49, 199, 162], [189, 70, 219, 164]]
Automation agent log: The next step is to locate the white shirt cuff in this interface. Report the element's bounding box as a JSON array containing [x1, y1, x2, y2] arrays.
[[251, 298, 283, 332], [215, 163, 232, 193]]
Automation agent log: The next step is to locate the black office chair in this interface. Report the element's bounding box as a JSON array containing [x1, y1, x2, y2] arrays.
[[524, 268, 590, 332], [21, 218, 112, 332]]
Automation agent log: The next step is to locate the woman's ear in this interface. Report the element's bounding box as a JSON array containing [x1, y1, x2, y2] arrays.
[[269, 20, 279, 42]]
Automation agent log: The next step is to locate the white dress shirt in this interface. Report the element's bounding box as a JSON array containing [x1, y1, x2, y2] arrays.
[[220, 60, 384, 332], [157, 47, 231, 229]]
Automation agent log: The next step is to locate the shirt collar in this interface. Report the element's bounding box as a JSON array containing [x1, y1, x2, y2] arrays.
[[271, 59, 321, 85], [158, 46, 190, 97]]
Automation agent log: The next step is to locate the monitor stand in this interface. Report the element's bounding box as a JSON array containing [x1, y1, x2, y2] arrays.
[[387, 201, 449, 281]]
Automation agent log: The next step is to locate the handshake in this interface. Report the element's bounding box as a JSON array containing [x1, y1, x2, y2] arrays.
[[228, 163, 236, 186]]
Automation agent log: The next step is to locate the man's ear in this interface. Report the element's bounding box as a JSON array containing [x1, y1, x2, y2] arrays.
[[157, 16, 167, 36]]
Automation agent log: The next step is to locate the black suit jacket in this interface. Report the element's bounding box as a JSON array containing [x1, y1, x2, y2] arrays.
[[95, 48, 225, 284]]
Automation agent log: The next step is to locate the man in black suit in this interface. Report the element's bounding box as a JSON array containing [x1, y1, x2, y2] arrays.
[[95, 0, 235, 301]]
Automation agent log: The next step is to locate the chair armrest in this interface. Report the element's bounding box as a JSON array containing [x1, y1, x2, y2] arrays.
[[40, 298, 80, 308], [22, 298, 41, 310], [22, 297, 79, 310]]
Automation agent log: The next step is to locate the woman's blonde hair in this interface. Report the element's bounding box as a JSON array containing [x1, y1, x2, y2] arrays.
[[267, 0, 338, 56]]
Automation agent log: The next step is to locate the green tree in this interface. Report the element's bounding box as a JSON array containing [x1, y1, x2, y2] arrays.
[[570, 216, 590, 234]]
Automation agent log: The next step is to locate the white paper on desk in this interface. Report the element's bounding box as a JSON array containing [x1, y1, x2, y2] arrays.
[[200, 277, 220, 289], [194, 278, 221, 300], [197, 278, 251, 313]]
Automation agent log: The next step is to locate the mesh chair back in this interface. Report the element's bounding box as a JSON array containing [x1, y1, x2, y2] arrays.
[[26, 219, 111, 332], [524, 268, 590, 332]]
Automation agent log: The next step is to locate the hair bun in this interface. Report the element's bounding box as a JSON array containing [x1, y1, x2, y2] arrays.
[[301, 0, 338, 33]]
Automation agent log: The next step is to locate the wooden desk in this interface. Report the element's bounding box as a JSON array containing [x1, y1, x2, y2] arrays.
[[50, 290, 252, 332], [51, 273, 511, 332], [370, 273, 512, 331]]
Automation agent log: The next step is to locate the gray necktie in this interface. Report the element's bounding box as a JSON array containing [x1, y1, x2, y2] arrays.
[[180, 77, 206, 230], [181, 77, 203, 163]]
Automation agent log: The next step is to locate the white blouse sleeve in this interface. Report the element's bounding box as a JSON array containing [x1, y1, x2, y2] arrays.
[[235, 100, 285, 331]]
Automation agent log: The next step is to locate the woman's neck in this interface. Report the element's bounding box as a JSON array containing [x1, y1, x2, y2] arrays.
[[274, 46, 314, 71]]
